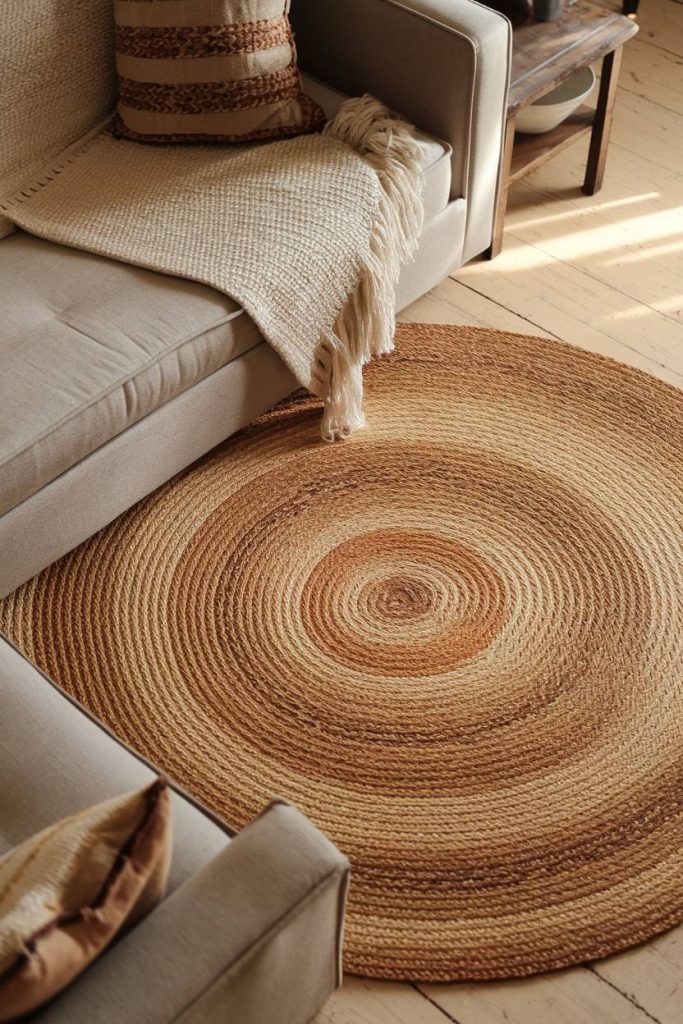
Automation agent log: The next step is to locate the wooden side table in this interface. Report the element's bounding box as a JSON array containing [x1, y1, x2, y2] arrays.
[[489, 1, 638, 258]]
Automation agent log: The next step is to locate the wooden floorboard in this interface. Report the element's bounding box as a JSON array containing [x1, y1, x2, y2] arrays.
[[315, 1, 682, 1020], [314, 979, 454, 1024], [419, 967, 661, 1024]]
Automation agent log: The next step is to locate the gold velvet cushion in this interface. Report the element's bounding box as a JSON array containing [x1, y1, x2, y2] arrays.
[[113, 0, 325, 143], [0, 779, 171, 1022]]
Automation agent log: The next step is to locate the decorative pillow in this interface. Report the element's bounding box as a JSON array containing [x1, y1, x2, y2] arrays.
[[0, 778, 171, 1022], [113, 0, 325, 143]]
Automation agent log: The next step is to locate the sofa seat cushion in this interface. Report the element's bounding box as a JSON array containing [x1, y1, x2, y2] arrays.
[[0, 231, 263, 516], [303, 75, 452, 222]]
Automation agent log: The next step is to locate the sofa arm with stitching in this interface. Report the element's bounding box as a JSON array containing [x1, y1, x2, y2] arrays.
[[38, 801, 350, 1024], [291, 0, 511, 261]]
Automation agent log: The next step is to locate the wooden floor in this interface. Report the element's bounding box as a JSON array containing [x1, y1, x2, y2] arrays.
[[315, 1, 683, 1021]]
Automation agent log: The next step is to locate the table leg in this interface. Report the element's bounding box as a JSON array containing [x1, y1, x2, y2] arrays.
[[583, 47, 623, 196], [486, 111, 516, 259]]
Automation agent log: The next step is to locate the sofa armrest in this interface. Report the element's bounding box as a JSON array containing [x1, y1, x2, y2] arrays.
[[291, 0, 511, 260], [38, 801, 350, 1024]]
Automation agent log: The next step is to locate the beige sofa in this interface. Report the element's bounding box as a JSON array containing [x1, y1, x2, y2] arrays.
[[0, 635, 350, 1023], [0, 0, 511, 597]]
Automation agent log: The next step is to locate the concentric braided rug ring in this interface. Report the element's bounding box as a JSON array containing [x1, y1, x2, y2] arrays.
[[2, 323, 682, 981]]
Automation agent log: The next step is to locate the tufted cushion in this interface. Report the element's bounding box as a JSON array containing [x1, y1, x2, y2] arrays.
[[0, 232, 264, 517]]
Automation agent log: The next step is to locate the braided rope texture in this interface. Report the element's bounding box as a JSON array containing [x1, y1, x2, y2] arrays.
[[2, 324, 682, 981]]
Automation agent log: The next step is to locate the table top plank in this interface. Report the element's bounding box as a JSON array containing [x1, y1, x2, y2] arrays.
[[509, 0, 638, 112]]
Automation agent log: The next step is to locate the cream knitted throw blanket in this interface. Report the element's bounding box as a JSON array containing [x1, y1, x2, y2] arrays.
[[2, 98, 423, 439]]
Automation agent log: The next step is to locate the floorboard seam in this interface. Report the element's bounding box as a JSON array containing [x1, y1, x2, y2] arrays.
[[446, 276, 565, 341], [452, 268, 683, 385], [617, 82, 682, 117], [412, 984, 463, 1023], [630, 35, 683, 62], [588, 965, 663, 1024], [503, 231, 683, 327]]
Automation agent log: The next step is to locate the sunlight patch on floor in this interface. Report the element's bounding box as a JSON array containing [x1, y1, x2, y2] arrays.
[[510, 191, 661, 232], [602, 234, 683, 267]]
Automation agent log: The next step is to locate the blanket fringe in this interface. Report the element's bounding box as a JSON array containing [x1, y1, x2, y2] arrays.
[[316, 96, 424, 441]]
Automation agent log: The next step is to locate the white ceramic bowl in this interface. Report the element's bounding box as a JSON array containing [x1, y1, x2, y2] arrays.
[[516, 66, 596, 134]]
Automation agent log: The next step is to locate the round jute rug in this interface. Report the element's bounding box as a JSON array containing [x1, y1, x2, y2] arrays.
[[2, 324, 682, 981]]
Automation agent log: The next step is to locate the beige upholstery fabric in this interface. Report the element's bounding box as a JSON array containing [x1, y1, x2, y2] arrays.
[[0, 341, 298, 598], [114, 0, 324, 143], [292, 0, 511, 260], [0, 233, 262, 516], [0, 781, 171, 1022], [0, 639, 231, 890], [0, 1, 116, 238], [395, 198, 467, 309]]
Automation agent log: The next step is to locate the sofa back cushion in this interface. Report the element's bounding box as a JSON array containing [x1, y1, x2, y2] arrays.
[[113, 0, 325, 143], [0, 1, 117, 237]]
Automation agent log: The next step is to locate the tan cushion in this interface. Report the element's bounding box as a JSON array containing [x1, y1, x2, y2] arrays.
[[113, 0, 324, 143], [0, 779, 171, 1022], [0, 231, 264, 516]]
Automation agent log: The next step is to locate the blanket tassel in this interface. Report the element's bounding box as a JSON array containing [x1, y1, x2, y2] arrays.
[[316, 96, 424, 441]]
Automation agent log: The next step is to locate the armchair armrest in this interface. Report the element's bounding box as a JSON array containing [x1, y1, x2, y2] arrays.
[[38, 801, 350, 1024], [292, 0, 512, 260]]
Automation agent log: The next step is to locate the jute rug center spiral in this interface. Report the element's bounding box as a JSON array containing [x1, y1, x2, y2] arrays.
[[2, 324, 682, 981]]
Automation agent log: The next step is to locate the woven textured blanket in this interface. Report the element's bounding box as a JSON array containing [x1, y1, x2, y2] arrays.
[[1, 98, 423, 438]]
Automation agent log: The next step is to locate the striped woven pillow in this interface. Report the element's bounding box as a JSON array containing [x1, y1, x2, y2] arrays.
[[113, 0, 325, 143]]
